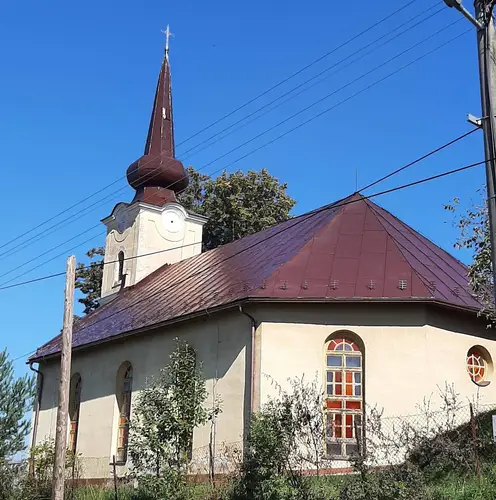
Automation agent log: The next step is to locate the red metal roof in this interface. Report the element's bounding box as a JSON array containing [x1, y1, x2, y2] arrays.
[[31, 193, 481, 360]]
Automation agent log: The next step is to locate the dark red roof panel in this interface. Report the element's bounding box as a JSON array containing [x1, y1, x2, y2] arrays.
[[31, 194, 481, 360]]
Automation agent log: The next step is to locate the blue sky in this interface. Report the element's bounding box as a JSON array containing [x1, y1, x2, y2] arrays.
[[0, 0, 486, 376]]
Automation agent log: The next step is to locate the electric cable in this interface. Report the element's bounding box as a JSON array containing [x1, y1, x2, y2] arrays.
[[2, 157, 485, 296], [0, 21, 466, 266], [0, 0, 426, 253], [359, 128, 479, 191], [67, 158, 489, 339]]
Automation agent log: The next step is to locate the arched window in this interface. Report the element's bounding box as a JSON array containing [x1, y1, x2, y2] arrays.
[[116, 362, 133, 463], [118, 251, 125, 283], [467, 346, 492, 386], [325, 336, 363, 458], [68, 374, 82, 454]]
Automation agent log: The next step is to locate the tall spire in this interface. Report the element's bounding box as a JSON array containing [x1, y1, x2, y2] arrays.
[[126, 26, 188, 206]]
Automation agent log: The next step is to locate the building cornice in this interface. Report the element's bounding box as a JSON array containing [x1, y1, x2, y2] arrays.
[[29, 296, 485, 363]]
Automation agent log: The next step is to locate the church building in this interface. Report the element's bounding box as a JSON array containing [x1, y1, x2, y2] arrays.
[[29, 37, 496, 479]]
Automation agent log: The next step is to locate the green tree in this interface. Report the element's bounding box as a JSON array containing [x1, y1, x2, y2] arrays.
[[75, 247, 105, 316], [75, 167, 295, 315], [445, 188, 494, 319], [179, 167, 296, 250], [129, 339, 220, 497], [0, 350, 35, 460]]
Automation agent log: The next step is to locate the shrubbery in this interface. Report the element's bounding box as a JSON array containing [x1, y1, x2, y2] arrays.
[[3, 349, 496, 499]]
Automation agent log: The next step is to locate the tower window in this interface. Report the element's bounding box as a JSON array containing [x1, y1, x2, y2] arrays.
[[118, 251, 125, 282]]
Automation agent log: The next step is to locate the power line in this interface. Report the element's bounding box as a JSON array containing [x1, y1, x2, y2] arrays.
[[0, 0, 422, 254], [178, 20, 463, 179], [67, 158, 488, 339], [0, 27, 471, 286], [178, 28, 472, 189], [2, 157, 486, 296], [0, 21, 466, 268], [0, 272, 66, 292], [0, 224, 101, 280], [172, 0, 420, 148], [0, 6, 442, 262], [12, 349, 38, 363], [359, 128, 479, 191], [0, 230, 103, 288], [182, 3, 445, 158]]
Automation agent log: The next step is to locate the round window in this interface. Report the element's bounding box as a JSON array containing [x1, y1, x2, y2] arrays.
[[466, 346, 492, 386]]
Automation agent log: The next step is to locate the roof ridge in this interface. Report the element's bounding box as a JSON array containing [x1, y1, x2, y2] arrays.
[[364, 201, 432, 298], [364, 198, 471, 286], [364, 200, 480, 307], [121, 195, 354, 294], [364, 195, 469, 269], [256, 201, 349, 295]]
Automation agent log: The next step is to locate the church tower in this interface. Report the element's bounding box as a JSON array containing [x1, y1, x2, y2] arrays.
[[100, 27, 207, 300]]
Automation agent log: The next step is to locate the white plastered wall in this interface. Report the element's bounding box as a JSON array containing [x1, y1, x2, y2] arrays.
[[34, 309, 251, 478], [256, 303, 496, 417], [101, 202, 206, 298], [35, 301, 496, 477]]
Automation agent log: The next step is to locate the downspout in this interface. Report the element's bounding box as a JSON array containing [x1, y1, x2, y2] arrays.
[[239, 305, 257, 414], [29, 361, 44, 451]]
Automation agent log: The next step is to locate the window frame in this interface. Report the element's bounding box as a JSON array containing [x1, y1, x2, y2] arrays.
[[68, 373, 82, 454], [117, 251, 125, 283], [324, 336, 364, 459], [467, 346, 492, 387], [116, 362, 133, 464]]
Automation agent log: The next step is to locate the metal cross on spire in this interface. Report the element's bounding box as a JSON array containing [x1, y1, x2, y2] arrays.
[[161, 24, 173, 58]]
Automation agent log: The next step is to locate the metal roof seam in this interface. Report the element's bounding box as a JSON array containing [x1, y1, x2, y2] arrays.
[[365, 200, 477, 307], [365, 197, 470, 276], [30, 194, 484, 361]]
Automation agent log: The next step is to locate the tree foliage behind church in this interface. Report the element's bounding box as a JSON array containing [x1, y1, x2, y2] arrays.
[[445, 188, 494, 319], [75, 247, 105, 316], [75, 167, 295, 314], [179, 167, 296, 250]]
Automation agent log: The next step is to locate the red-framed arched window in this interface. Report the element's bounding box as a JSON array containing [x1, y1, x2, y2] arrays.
[[467, 346, 492, 386], [116, 363, 133, 463], [69, 373, 82, 454], [325, 336, 363, 458]]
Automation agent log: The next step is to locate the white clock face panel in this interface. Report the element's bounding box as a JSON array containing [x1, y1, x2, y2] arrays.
[[163, 211, 182, 233]]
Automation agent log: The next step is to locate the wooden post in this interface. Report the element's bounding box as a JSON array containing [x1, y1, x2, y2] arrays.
[[354, 418, 367, 482], [112, 455, 118, 500], [470, 403, 481, 477], [52, 255, 76, 500]]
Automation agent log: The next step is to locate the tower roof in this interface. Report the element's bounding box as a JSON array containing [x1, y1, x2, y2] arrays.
[[126, 28, 188, 206], [31, 193, 484, 361]]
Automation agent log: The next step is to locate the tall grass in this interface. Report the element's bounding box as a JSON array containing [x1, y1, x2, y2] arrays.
[[427, 468, 496, 500]]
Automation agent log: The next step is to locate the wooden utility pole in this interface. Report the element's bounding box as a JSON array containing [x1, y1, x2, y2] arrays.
[[444, 0, 496, 300], [52, 255, 76, 500]]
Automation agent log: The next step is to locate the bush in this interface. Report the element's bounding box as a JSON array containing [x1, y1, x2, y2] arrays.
[[227, 376, 329, 500], [129, 340, 221, 498]]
